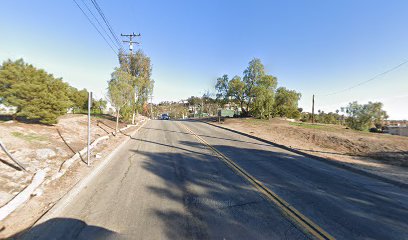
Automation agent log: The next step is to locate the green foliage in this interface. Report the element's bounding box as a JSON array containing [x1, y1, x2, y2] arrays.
[[68, 87, 88, 113], [273, 87, 301, 119], [118, 50, 153, 119], [11, 131, 48, 142], [343, 101, 388, 131], [0, 59, 72, 124], [243, 58, 265, 110], [301, 111, 344, 124], [92, 98, 107, 114], [213, 58, 302, 119], [228, 76, 246, 110], [215, 74, 229, 103], [107, 68, 134, 113], [186, 96, 202, 107], [252, 75, 278, 118], [119, 104, 133, 122]]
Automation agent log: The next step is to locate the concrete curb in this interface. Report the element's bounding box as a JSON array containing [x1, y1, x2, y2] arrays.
[[33, 119, 149, 225], [51, 120, 145, 181], [201, 120, 408, 189], [0, 169, 46, 221], [0, 118, 148, 223]]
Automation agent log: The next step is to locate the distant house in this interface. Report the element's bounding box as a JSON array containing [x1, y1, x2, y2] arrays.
[[384, 120, 408, 127], [0, 104, 17, 114]]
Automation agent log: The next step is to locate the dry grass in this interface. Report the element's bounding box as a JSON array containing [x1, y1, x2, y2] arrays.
[[221, 118, 408, 167]]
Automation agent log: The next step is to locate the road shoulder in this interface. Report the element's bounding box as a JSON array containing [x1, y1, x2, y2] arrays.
[[203, 119, 408, 189], [0, 120, 149, 238]]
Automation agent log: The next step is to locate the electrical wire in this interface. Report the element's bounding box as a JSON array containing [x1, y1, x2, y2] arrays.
[[72, 0, 118, 55], [80, 0, 121, 50], [90, 0, 122, 49], [319, 59, 408, 96]]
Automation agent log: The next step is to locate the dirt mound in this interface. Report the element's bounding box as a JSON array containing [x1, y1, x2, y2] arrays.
[[0, 114, 128, 206], [222, 118, 408, 167]]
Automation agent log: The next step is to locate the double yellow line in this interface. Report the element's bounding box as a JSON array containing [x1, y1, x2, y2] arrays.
[[178, 122, 334, 240]]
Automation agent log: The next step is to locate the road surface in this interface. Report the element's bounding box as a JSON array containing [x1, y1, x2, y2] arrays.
[[19, 120, 408, 239]]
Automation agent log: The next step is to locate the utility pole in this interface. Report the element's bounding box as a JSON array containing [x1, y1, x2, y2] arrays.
[[312, 94, 315, 124], [121, 32, 141, 54], [121, 32, 141, 124]]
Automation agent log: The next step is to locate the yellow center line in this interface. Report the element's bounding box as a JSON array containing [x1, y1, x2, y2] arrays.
[[177, 121, 335, 240]]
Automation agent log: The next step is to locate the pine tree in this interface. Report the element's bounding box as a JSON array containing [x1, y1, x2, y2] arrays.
[[0, 59, 71, 124]]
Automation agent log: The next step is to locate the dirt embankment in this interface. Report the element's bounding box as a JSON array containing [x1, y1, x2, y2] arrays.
[[0, 114, 129, 207], [211, 118, 408, 183]]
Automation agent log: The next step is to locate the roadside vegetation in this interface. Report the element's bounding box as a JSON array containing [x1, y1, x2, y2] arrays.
[[107, 50, 154, 132], [215, 58, 301, 119], [158, 57, 390, 133], [0, 50, 153, 126], [0, 59, 107, 124]]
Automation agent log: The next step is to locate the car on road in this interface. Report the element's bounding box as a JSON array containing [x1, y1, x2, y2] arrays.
[[160, 113, 170, 120]]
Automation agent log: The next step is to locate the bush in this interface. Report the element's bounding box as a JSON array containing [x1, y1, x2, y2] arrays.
[[369, 127, 383, 133]]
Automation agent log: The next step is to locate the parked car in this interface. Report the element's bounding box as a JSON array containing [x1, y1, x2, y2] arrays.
[[161, 113, 170, 120]]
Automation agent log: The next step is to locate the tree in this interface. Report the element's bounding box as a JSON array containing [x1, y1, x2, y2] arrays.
[[273, 87, 301, 119], [228, 76, 246, 113], [186, 96, 201, 114], [343, 101, 388, 131], [92, 98, 107, 114], [215, 74, 229, 104], [252, 75, 277, 118], [0, 59, 71, 124], [119, 50, 153, 123], [243, 58, 265, 112], [68, 87, 88, 113], [107, 68, 135, 134]]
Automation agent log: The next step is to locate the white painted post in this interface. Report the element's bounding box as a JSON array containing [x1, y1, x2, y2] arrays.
[[87, 91, 92, 166]]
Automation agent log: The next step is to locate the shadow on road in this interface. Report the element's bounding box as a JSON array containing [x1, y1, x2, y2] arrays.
[[141, 125, 272, 148], [129, 121, 408, 240], [126, 122, 305, 239], [12, 218, 117, 240]]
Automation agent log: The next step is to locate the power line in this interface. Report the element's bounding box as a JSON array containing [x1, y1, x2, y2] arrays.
[[89, 0, 122, 49], [80, 0, 120, 50], [72, 0, 118, 55], [319, 59, 408, 97]]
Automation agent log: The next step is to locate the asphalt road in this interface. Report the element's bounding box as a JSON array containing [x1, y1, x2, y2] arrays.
[[19, 120, 408, 240]]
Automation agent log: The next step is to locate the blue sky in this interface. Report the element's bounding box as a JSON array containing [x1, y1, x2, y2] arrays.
[[1, 0, 407, 119]]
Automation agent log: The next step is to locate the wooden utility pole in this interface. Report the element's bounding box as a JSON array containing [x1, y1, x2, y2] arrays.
[[312, 94, 315, 124], [121, 32, 140, 54], [121, 32, 141, 124]]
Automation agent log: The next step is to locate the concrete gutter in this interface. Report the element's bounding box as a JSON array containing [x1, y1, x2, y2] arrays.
[[51, 119, 145, 181], [0, 169, 46, 221], [32, 119, 148, 225], [0, 118, 147, 222]]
